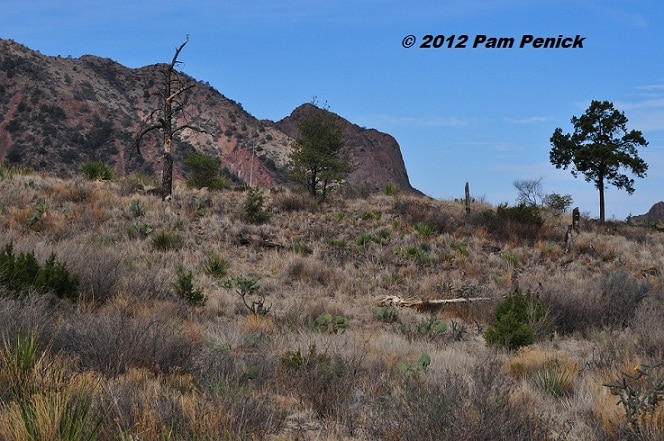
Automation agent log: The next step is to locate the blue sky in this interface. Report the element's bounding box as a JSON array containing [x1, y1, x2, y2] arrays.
[[3, 0, 663, 219]]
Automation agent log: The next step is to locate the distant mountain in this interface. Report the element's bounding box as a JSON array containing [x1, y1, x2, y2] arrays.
[[629, 201, 664, 227], [0, 38, 417, 193]]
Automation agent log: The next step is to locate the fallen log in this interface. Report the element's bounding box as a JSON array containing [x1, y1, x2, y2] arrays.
[[376, 295, 496, 309], [376, 296, 495, 308]]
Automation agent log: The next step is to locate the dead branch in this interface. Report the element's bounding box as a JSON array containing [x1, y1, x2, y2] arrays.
[[376, 295, 496, 309]]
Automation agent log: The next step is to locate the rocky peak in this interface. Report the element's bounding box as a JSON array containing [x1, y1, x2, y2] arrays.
[[276, 103, 417, 193], [0, 38, 417, 194]]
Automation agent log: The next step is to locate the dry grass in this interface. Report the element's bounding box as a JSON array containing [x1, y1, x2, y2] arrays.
[[0, 170, 662, 439]]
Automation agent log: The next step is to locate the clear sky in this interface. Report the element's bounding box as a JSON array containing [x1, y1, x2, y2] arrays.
[[3, 1, 663, 219]]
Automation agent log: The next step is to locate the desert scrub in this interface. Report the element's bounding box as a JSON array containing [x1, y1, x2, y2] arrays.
[[79, 160, 114, 181], [0, 334, 105, 440], [605, 361, 664, 439], [184, 150, 227, 190], [395, 316, 447, 341], [371, 305, 399, 323], [308, 311, 348, 334], [484, 290, 547, 350], [396, 352, 431, 377], [243, 186, 270, 224], [0, 243, 79, 300], [174, 266, 206, 307], [202, 253, 230, 279], [129, 199, 146, 217], [413, 221, 436, 239], [291, 238, 312, 255], [532, 358, 579, 398], [221, 276, 270, 315], [151, 230, 183, 250], [279, 344, 354, 421]]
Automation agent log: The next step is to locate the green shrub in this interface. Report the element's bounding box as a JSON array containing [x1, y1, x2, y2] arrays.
[[151, 231, 183, 250], [396, 352, 431, 377], [79, 160, 113, 181], [308, 312, 348, 334], [26, 198, 48, 228], [0, 243, 79, 300], [371, 305, 399, 323], [417, 316, 447, 339], [35, 253, 80, 301], [533, 362, 576, 398], [243, 186, 270, 224], [477, 203, 543, 243], [291, 239, 312, 255], [0, 162, 31, 180], [496, 203, 543, 226], [126, 221, 152, 239], [174, 266, 206, 307], [221, 276, 270, 315], [402, 244, 437, 266], [202, 253, 230, 279], [280, 344, 330, 370], [383, 182, 401, 196], [484, 291, 546, 350], [184, 150, 227, 190], [279, 343, 352, 420], [0, 334, 105, 439], [129, 199, 146, 217], [413, 221, 436, 239]]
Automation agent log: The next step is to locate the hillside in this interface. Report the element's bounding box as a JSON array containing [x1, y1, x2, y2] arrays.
[[0, 164, 662, 440], [0, 38, 416, 193]]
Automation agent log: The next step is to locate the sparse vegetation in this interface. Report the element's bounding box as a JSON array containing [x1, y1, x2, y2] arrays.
[[0, 243, 79, 300], [79, 160, 114, 181], [183, 150, 227, 191], [0, 169, 662, 440], [174, 265, 206, 306], [243, 186, 270, 224], [484, 290, 547, 350]]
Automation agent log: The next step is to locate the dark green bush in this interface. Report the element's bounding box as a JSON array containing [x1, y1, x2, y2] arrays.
[[484, 290, 546, 350], [174, 266, 206, 307], [243, 186, 270, 224], [476, 203, 543, 243], [79, 160, 114, 181], [496, 202, 543, 226], [0, 243, 79, 300], [184, 150, 227, 190]]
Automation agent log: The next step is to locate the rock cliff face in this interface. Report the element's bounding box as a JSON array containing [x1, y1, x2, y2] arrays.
[[0, 38, 417, 193], [629, 201, 664, 226]]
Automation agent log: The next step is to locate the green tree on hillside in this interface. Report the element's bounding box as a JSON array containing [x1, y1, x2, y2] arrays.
[[288, 102, 354, 201], [549, 100, 648, 222], [184, 150, 226, 190]]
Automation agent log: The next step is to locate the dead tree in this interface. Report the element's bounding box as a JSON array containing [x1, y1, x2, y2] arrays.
[[464, 182, 471, 215], [132, 36, 205, 202]]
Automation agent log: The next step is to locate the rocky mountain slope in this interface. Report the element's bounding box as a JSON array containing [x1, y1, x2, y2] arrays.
[[0, 38, 416, 193], [630, 201, 664, 227]]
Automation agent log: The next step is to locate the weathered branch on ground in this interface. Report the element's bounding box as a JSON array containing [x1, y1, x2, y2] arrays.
[[375, 295, 496, 309]]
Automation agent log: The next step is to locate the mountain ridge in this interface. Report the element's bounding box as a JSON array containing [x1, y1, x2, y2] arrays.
[[0, 38, 417, 193]]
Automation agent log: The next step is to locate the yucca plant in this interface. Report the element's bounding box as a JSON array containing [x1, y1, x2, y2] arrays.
[[79, 161, 113, 181]]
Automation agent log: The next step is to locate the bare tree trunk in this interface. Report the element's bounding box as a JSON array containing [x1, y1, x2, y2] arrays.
[[162, 151, 173, 201], [464, 182, 471, 215], [598, 176, 605, 222]]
